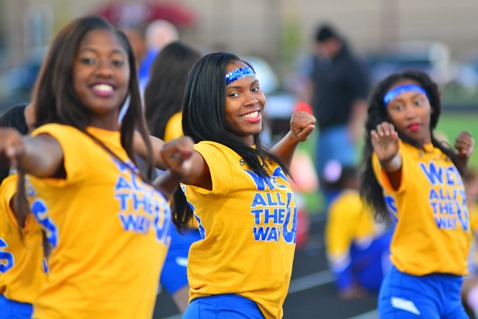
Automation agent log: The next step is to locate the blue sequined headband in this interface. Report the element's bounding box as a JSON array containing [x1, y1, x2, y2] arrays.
[[225, 66, 255, 85], [383, 84, 429, 106]]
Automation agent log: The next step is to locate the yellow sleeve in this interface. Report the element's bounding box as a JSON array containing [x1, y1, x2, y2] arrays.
[[372, 151, 406, 194], [325, 192, 361, 259], [164, 112, 184, 142], [31, 124, 89, 185]]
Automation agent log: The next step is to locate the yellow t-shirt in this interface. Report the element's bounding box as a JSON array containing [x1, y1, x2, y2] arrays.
[[0, 175, 47, 303], [27, 124, 171, 319], [184, 141, 297, 319], [325, 190, 380, 271], [373, 141, 471, 276], [164, 112, 183, 142]]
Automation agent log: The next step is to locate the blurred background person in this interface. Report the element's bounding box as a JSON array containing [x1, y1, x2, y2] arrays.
[[0, 103, 34, 183], [143, 40, 202, 313], [119, 23, 146, 70], [461, 167, 478, 318], [0, 103, 47, 319], [304, 23, 370, 209], [323, 160, 392, 300], [138, 19, 179, 90], [360, 70, 473, 318]]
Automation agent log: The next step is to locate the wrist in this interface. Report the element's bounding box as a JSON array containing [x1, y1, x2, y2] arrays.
[[287, 129, 299, 141], [379, 153, 402, 172]]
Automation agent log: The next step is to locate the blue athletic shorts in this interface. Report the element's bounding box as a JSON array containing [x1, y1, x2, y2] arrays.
[[0, 294, 33, 319], [378, 266, 468, 318], [348, 229, 392, 292], [182, 294, 265, 319], [160, 227, 202, 294]]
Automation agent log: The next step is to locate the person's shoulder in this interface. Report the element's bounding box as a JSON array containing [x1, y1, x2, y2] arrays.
[[399, 140, 422, 157], [0, 103, 28, 133], [0, 104, 27, 120], [194, 141, 227, 153], [32, 124, 83, 141], [341, 50, 367, 69], [33, 123, 77, 133], [329, 190, 362, 216], [0, 174, 18, 201], [194, 141, 239, 163], [335, 190, 361, 206], [168, 112, 182, 122], [164, 112, 183, 141]]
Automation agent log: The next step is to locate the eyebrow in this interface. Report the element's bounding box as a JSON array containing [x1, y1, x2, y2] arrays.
[[78, 47, 127, 55], [226, 79, 259, 89]]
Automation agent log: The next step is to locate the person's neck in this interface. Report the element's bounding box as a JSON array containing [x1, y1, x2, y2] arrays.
[[24, 103, 35, 131], [89, 117, 121, 131]]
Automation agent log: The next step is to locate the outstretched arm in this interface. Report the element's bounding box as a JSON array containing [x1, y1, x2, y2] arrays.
[[0, 128, 63, 178], [271, 111, 316, 169], [156, 136, 212, 194], [133, 131, 167, 170], [371, 122, 402, 190]]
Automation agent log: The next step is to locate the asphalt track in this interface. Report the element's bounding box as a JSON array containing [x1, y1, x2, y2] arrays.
[[153, 214, 380, 319]]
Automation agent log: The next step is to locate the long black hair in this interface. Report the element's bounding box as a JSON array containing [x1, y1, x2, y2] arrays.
[[360, 70, 461, 220], [173, 52, 289, 230], [144, 41, 201, 140], [32, 16, 153, 178]]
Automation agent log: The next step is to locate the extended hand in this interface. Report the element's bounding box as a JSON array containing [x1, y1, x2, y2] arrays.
[[0, 128, 25, 168], [159, 136, 194, 178], [371, 122, 400, 162], [290, 111, 316, 142], [455, 131, 474, 158]]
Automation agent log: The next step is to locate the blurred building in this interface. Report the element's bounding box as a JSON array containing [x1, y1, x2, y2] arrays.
[[1, 0, 478, 81]]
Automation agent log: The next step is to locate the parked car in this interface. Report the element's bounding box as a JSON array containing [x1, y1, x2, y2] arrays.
[[366, 42, 478, 108], [365, 41, 453, 86]]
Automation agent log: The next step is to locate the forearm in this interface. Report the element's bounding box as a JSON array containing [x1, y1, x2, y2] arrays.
[[17, 135, 63, 178], [379, 153, 402, 172], [150, 136, 166, 169], [456, 155, 470, 173], [378, 153, 402, 190], [270, 131, 299, 169], [153, 171, 183, 200], [134, 132, 166, 170]]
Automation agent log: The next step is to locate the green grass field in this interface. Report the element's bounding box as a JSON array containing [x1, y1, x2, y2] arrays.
[[435, 112, 478, 168]]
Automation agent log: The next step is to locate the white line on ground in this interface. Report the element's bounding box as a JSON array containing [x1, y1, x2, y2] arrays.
[[348, 310, 378, 319], [162, 270, 373, 319], [288, 270, 335, 294]]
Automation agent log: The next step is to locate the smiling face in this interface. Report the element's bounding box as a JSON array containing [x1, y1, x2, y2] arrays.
[[72, 29, 130, 130], [224, 61, 266, 145], [385, 80, 433, 145]]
